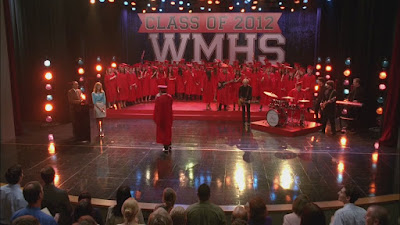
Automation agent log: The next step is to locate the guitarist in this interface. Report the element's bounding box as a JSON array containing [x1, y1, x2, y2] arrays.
[[320, 80, 337, 135], [217, 64, 233, 111], [239, 78, 252, 125]]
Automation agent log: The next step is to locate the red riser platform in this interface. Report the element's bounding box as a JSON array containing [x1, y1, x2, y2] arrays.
[[250, 120, 322, 137]]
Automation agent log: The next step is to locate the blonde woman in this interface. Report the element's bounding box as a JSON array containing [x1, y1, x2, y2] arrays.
[[117, 198, 144, 225], [92, 82, 106, 137]]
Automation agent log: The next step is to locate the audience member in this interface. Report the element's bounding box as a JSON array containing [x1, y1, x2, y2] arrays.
[[186, 184, 226, 225], [231, 219, 247, 225], [300, 203, 325, 225], [11, 181, 57, 225], [330, 184, 366, 225], [283, 194, 310, 225], [1, 164, 28, 225], [155, 188, 176, 213], [365, 205, 389, 225], [75, 216, 97, 225], [116, 198, 143, 225], [232, 206, 247, 224], [148, 208, 172, 225], [247, 196, 272, 225], [11, 215, 39, 225], [40, 166, 72, 225], [72, 192, 103, 225], [105, 186, 144, 225], [169, 207, 185, 225]]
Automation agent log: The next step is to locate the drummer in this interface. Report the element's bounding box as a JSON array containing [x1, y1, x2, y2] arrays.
[[288, 81, 306, 103]]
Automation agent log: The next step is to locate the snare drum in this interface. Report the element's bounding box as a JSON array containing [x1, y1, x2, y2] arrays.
[[266, 109, 287, 127]]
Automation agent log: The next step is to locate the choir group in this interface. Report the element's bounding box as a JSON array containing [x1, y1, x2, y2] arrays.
[[103, 59, 316, 111]]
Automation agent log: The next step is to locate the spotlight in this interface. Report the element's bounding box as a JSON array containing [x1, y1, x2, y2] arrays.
[[46, 116, 53, 123], [46, 95, 53, 101], [294, 0, 300, 3], [80, 93, 86, 100], [161, 0, 165, 2], [314, 85, 319, 91], [187, 3, 190, 6], [78, 68, 85, 75], [131, 2, 136, 5], [179, 6, 184, 10], [96, 65, 102, 72], [108, 0, 114, 2], [376, 107, 383, 115], [325, 65, 332, 72], [342, 108, 347, 115], [258, 7, 262, 11], [171, 1, 175, 5], [80, 87, 85, 92], [251, 5, 256, 10], [382, 59, 389, 68], [188, 9, 192, 13], [147, 3, 151, 7], [99, 0, 105, 2], [377, 97, 384, 104], [45, 103, 53, 112], [372, 152, 379, 163], [317, 57, 322, 63], [79, 77, 84, 82], [207, 0, 212, 4], [208, 8, 211, 11], [325, 75, 331, 80], [124, 1, 128, 6], [229, 6, 233, 10], [78, 58, 84, 65], [379, 71, 387, 80], [236, 2, 240, 6], [142, 9, 146, 13], [315, 64, 321, 70], [90, 0, 95, 4], [241, 8, 245, 12], [200, 6, 205, 10], [374, 141, 379, 149], [343, 79, 350, 86], [111, 62, 117, 68], [379, 84, 386, 90], [152, 7, 157, 11], [279, 1, 282, 5], [340, 137, 347, 146], [96, 74, 101, 79], [215, 0, 220, 4], [132, 7, 136, 10], [48, 134, 54, 141], [303, 0, 308, 3], [45, 84, 52, 90], [159, 8, 163, 12], [343, 69, 351, 76], [326, 57, 331, 63], [343, 89, 349, 95], [314, 93, 318, 97], [48, 142, 55, 154], [315, 71, 320, 76], [44, 72, 53, 80], [179, 0, 183, 5], [44, 60, 51, 67], [302, 6, 307, 9], [253, 1, 258, 4], [291, 8, 294, 12], [345, 57, 351, 66]]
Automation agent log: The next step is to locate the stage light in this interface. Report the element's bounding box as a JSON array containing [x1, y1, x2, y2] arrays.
[[96, 74, 101, 79], [111, 62, 117, 68], [44, 60, 51, 67], [314, 93, 318, 97], [229, 6, 234, 10], [90, 0, 95, 4], [343, 69, 351, 76], [258, 7, 262, 11], [379, 71, 387, 79], [207, 0, 212, 4], [78, 68, 84, 74], [379, 84, 386, 90], [376, 107, 383, 115], [343, 79, 349, 86], [325, 65, 332, 72], [326, 57, 331, 63], [215, 0, 220, 4], [314, 85, 319, 91], [251, 5, 256, 10], [80, 87, 85, 92], [315, 71, 320, 76], [208, 8, 211, 11], [171, 1, 175, 5], [338, 161, 344, 173], [179, 6, 184, 10], [79, 77, 84, 82], [48, 142, 55, 154], [46, 84, 52, 90], [124, 1, 128, 6], [302, 6, 307, 9], [48, 134, 54, 141], [188, 9, 192, 13], [78, 58, 84, 65], [241, 8, 245, 12], [372, 151, 378, 163], [303, 0, 308, 3], [46, 95, 53, 101], [159, 8, 163, 12], [147, 3, 150, 7], [254, 1, 258, 4], [342, 108, 347, 115], [279, 1, 283, 5], [236, 2, 240, 6], [294, 0, 300, 3], [45, 103, 53, 112], [345, 57, 351, 66], [131, 2, 136, 6], [132, 7, 136, 11], [200, 6, 205, 10], [152, 7, 157, 11], [374, 141, 379, 149], [46, 116, 52, 123], [187, 3, 190, 6], [343, 89, 349, 95], [108, 0, 114, 2], [291, 8, 294, 12], [377, 97, 384, 104], [142, 9, 146, 13], [99, 0, 105, 2], [81, 93, 86, 100], [316, 64, 321, 70], [340, 137, 347, 146], [44, 72, 53, 80], [317, 57, 322, 63], [382, 60, 389, 68], [325, 75, 330, 80], [161, 0, 165, 2], [179, 0, 183, 5]]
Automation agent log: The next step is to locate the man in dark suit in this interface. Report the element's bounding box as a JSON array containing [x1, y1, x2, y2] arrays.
[[320, 80, 337, 135], [314, 77, 326, 123], [40, 166, 72, 225], [239, 78, 252, 125], [68, 81, 83, 140]]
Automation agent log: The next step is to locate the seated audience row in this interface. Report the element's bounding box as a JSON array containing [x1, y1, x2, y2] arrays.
[[2, 164, 391, 225]]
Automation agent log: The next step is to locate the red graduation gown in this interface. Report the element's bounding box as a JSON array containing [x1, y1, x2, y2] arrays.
[[104, 72, 117, 103], [117, 72, 129, 101], [153, 93, 173, 145]]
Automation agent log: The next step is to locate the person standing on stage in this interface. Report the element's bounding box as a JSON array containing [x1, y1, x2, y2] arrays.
[[217, 64, 232, 111], [320, 80, 337, 135], [239, 78, 252, 125], [153, 85, 173, 153], [68, 81, 84, 140], [104, 68, 117, 109], [202, 67, 215, 110], [314, 77, 326, 122], [92, 82, 107, 137]]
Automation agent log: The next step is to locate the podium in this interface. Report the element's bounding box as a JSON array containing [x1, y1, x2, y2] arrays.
[[73, 104, 91, 142]]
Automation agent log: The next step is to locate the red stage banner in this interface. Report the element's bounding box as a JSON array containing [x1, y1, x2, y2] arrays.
[[138, 13, 282, 33]]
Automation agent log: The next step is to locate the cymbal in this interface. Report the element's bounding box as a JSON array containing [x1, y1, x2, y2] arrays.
[[281, 96, 294, 100], [298, 100, 310, 103], [263, 91, 278, 98]]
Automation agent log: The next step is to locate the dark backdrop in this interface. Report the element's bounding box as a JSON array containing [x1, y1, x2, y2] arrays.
[[7, 0, 398, 129]]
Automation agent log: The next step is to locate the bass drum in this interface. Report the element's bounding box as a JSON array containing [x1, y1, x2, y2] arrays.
[[266, 109, 287, 127]]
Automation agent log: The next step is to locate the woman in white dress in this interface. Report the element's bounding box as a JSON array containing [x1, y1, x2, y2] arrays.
[[92, 82, 107, 137]]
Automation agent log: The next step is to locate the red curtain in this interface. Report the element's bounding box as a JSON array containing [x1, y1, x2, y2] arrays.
[[379, 7, 400, 146], [3, 0, 22, 135]]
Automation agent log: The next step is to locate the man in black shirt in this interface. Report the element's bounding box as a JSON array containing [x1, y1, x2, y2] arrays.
[[314, 77, 326, 123], [320, 80, 337, 135], [239, 79, 252, 125], [347, 78, 364, 131]]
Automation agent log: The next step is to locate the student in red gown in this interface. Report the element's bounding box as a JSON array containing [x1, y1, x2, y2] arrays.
[[153, 85, 173, 153], [217, 64, 233, 111], [202, 67, 215, 110], [150, 67, 159, 100], [185, 65, 196, 100], [288, 82, 306, 102], [167, 66, 176, 97], [127, 67, 138, 103], [231, 69, 243, 111], [104, 68, 117, 108], [259, 65, 273, 111], [117, 65, 129, 108], [142, 66, 151, 102], [301, 65, 316, 106], [175, 66, 185, 100]]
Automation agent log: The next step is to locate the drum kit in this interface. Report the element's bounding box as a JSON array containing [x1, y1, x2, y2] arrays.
[[263, 91, 310, 127]]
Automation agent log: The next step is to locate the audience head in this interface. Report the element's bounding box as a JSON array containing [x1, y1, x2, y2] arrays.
[[121, 198, 139, 223], [162, 188, 177, 211], [5, 164, 23, 185], [338, 183, 361, 204], [114, 185, 132, 217], [292, 194, 310, 216], [232, 206, 247, 222], [78, 192, 92, 202], [300, 203, 325, 225], [231, 219, 248, 225], [197, 184, 211, 202], [365, 205, 389, 225], [12, 215, 40, 225], [77, 216, 97, 225], [248, 196, 268, 223], [148, 208, 172, 225], [170, 206, 186, 225], [23, 181, 43, 205], [40, 166, 55, 185], [75, 199, 94, 219]]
